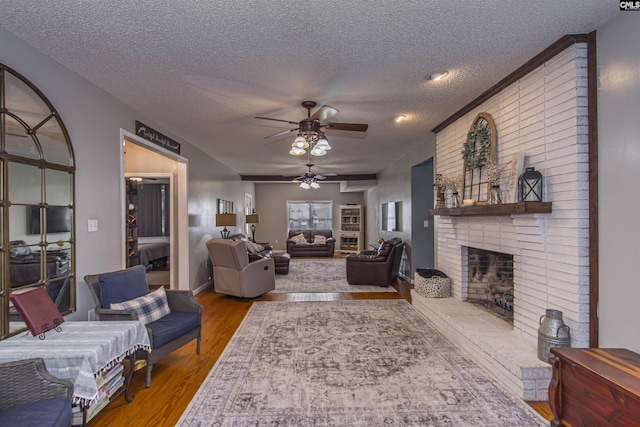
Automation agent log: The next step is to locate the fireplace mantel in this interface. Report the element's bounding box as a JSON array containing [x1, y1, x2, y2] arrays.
[[429, 202, 552, 217]]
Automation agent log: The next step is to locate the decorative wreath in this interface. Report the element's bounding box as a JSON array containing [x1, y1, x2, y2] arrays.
[[461, 123, 490, 169]]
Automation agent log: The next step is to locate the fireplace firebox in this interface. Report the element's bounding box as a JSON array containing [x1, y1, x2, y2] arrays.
[[467, 247, 514, 323]]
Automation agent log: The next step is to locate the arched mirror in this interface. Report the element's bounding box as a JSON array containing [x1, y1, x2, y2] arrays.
[[462, 113, 496, 204], [1, 63, 76, 339]]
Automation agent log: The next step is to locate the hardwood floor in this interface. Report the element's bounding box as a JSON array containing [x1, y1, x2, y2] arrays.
[[89, 280, 551, 426]]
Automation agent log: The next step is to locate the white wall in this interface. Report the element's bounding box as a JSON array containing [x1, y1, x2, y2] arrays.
[[0, 27, 246, 319], [596, 14, 640, 353]]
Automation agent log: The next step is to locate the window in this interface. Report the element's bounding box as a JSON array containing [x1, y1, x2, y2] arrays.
[[287, 201, 332, 230]]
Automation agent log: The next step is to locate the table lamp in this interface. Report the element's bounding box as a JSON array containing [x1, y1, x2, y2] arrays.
[[245, 213, 260, 242], [215, 213, 236, 239]]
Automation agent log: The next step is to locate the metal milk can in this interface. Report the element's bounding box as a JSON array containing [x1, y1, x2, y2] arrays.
[[538, 309, 571, 362]]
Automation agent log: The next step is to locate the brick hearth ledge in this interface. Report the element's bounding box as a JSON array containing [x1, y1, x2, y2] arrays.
[[412, 291, 551, 401]]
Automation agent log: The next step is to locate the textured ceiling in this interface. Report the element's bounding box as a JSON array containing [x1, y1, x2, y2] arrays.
[[0, 1, 618, 178]]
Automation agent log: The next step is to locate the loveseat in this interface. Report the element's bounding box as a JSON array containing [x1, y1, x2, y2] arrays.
[[286, 229, 335, 257], [346, 237, 404, 286]]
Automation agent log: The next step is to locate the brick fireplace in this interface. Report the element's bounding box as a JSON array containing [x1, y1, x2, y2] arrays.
[[411, 42, 591, 401]]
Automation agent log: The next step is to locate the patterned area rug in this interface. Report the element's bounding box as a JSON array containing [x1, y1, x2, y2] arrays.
[[273, 257, 396, 293], [177, 300, 546, 426]]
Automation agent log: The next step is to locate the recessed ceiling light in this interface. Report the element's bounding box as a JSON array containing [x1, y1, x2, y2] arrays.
[[429, 71, 449, 81], [394, 115, 407, 123]]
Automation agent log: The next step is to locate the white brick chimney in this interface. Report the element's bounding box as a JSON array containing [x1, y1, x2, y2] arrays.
[[413, 44, 590, 400]]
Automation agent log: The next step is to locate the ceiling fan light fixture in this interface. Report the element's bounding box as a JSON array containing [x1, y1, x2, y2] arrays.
[[289, 147, 306, 156], [310, 146, 327, 156], [310, 181, 320, 189], [292, 135, 309, 149], [300, 181, 311, 189], [316, 133, 331, 150], [429, 71, 449, 81]]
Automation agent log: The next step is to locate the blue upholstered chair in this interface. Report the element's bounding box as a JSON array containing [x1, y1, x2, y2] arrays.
[[0, 358, 73, 427], [84, 265, 202, 387]]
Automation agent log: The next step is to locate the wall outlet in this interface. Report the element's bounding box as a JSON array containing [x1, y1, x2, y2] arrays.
[[88, 219, 98, 232], [275, 239, 279, 244]]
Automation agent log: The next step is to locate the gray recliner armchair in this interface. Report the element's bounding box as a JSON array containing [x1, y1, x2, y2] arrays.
[[206, 238, 275, 298]]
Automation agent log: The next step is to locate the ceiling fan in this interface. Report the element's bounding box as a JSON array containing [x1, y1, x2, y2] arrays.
[[293, 162, 335, 189], [255, 100, 369, 140]]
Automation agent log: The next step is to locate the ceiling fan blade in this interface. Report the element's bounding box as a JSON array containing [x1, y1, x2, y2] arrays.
[[263, 128, 298, 139], [310, 105, 338, 121], [315, 175, 327, 180], [255, 116, 300, 125], [324, 122, 368, 132]]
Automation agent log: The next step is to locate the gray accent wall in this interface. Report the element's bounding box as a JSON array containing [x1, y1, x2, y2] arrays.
[[254, 183, 363, 251], [365, 137, 436, 280]]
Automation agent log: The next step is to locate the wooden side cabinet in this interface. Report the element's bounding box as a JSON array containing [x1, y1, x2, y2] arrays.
[[549, 348, 640, 427]]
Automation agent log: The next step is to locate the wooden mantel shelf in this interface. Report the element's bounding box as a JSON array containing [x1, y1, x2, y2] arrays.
[[429, 202, 552, 217]]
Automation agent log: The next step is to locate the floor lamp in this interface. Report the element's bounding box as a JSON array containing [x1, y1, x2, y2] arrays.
[[216, 213, 236, 239], [245, 213, 260, 242]]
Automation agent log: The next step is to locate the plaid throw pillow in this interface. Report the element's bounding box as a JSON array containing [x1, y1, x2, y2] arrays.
[[110, 287, 171, 325]]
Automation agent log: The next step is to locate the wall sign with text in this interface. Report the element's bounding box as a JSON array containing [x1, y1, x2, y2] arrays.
[[135, 121, 181, 154]]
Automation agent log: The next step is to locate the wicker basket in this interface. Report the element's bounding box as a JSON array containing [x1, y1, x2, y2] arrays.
[[415, 269, 450, 298]]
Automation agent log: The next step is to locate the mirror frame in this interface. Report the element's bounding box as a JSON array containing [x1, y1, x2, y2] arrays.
[[462, 112, 497, 204], [0, 63, 76, 339]]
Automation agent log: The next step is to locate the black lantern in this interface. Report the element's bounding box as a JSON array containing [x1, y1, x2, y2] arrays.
[[518, 167, 543, 202]]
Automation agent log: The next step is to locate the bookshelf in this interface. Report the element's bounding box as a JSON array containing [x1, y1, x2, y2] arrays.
[[339, 205, 364, 253], [125, 178, 140, 267]]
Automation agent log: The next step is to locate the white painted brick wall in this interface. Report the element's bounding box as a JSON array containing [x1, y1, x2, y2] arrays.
[[434, 44, 590, 348]]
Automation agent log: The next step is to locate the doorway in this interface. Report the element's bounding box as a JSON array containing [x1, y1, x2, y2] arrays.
[[120, 129, 189, 290], [411, 158, 435, 274]]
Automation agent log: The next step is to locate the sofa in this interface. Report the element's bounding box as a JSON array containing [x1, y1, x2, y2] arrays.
[[286, 229, 335, 257], [9, 240, 70, 288], [229, 234, 290, 274], [346, 237, 404, 286]]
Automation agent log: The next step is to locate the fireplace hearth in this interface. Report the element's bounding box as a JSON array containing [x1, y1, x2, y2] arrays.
[[467, 247, 514, 323]]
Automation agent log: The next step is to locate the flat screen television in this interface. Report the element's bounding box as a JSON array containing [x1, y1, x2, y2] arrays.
[[26, 206, 72, 235]]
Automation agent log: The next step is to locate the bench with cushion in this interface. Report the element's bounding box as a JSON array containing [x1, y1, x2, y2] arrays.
[[84, 265, 202, 387], [286, 229, 335, 257]]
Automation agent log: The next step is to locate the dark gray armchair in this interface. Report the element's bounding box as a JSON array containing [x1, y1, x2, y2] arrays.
[[346, 237, 405, 287], [0, 358, 73, 427], [84, 265, 202, 387]]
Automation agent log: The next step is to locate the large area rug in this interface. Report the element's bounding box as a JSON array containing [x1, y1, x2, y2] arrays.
[[273, 257, 396, 293], [177, 300, 546, 426]]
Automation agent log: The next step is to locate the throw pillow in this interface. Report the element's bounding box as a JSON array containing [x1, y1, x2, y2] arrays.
[[110, 287, 171, 325], [99, 267, 148, 308], [246, 240, 265, 253], [290, 233, 307, 243], [312, 235, 327, 244]]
